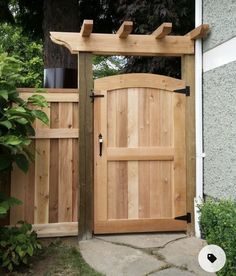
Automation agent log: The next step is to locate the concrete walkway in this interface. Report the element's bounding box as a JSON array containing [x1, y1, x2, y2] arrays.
[[79, 233, 215, 276]]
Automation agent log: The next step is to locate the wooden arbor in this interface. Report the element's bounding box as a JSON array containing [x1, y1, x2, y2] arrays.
[[50, 20, 209, 240]]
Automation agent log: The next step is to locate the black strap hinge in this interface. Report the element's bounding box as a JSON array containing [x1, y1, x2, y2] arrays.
[[175, 212, 191, 223], [174, 86, 190, 96], [90, 91, 104, 102]]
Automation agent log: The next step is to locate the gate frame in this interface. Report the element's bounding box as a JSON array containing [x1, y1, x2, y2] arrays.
[[50, 20, 209, 239]]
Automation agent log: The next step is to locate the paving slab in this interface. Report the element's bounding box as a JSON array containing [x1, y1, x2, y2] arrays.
[[150, 267, 195, 275], [158, 237, 214, 275], [79, 238, 165, 276], [96, 233, 186, 249]]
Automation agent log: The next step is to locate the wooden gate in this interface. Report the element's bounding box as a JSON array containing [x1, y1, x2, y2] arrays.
[[94, 73, 187, 234]]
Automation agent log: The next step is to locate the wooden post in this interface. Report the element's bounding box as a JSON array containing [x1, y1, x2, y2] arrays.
[[78, 52, 93, 240], [181, 55, 196, 235]]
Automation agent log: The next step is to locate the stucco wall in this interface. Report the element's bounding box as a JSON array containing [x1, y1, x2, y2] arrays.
[[203, 61, 236, 199], [203, 0, 236, 199], [203, 0, 236, 52]]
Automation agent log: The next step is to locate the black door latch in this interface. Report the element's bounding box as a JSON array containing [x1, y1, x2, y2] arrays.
[[90, 91, 104, 102], [98, 134, 103, 156]]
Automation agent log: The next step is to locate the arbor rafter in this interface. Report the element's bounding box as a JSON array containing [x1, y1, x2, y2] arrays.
[[50, 20, 210, 56]]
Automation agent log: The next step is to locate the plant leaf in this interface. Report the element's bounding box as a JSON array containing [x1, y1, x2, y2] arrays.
[[0, 120, 12, 129], [0, 90, 8, 100], [14, 154, 29, 173], [31, 110, 49, 125]]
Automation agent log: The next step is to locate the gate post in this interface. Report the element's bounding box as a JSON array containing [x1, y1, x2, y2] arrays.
[[181, 55, 196, 235], [78, 52, 93, 240]]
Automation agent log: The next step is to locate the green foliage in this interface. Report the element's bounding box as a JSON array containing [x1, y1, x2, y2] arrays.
[[0, 52, 48, 173], [199, 199, 236, 276], [0, 192, 22, 217], [0, 221, 41, 272], [93, 56, 125, 79], [0, 23, 43, 87]]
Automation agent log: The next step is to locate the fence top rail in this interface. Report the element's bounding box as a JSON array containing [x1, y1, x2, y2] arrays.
[[17, 88, 79, 93]]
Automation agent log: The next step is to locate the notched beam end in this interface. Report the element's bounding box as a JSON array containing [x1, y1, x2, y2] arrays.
[[80, 19, 94, 37], [186, 24, 210, 40], [50, 32, 74, 54], [117, 21, 133, 38], [152, 22, 172, 39]]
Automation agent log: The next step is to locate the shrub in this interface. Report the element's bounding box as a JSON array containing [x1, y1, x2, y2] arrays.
[[0, 23, 43, 87], [0, 222, 41, 272], [0, 52, 49, 173], [199, 199, 236, 275]]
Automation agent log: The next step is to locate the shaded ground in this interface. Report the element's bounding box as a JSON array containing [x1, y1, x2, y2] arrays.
[[1, 237, 102, 276]]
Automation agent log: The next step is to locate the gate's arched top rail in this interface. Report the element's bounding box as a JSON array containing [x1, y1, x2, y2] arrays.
[[50, 20, 209, 56], [94, 73, 185, 92]]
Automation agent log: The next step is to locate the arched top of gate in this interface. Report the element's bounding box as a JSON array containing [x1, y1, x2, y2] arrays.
[[94, 73, 186, 92]]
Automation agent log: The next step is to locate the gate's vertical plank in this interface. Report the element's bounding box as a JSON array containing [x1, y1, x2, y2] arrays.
[[128, 89, 139, 219], [58, 103, 73, 222], [49, 103, 59, 223], [34, 107, 50, 224], [149, 89, 161, 218], [160, 91, 173, 217], [107, 91, 117, 219], [78, 53, 93, 240], [182, 55, 196, 235], [72, 102, 79, 222], [173, 93, 186, 217], [138, 89, 150, 218], [116, 91, 128, 219], [94, 90, 107, 221]]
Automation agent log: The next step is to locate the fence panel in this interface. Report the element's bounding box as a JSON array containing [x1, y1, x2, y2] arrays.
[[10, 88, 79, 237]]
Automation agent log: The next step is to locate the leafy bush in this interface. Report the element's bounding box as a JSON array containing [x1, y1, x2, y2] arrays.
[[199, 199, 236, 275], [0, 192, 21, 218], [0, 52, 48, 173], [0, 23, 43, 87], [0, 222, 41, 272]]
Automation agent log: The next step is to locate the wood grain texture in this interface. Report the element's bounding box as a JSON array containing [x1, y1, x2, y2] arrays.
[[58, 103, 73, 222], [34, 108, 50, 224], [49, 103, 59, 223], [80, 19, 93, 37], [116, 21, 133, 38], [186, 24, 210, 40], [78, 53, 93, 240], [95, 73, 185, 92], [152, 23, 172, 39], [127, 89, 139, 219], [10, 89, 79, 233], [173, 93, 186, 217], [182, 55, 196, 235], [95, 219, 186, 234], [94, 74, 187, 234], [50, 32, 194, 56]]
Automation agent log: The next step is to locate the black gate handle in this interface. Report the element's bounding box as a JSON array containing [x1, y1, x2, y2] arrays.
[[98, 134, 103, 156]]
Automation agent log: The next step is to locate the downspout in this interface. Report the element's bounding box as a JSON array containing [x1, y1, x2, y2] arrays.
[[195, 0, 204, 238]]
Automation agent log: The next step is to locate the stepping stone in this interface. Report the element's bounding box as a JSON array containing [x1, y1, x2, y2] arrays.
[[79, 238, 165, 276], [158, 237, 215, 275]]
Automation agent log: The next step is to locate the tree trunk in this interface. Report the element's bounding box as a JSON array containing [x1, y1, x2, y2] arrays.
[[43, 0, 79, 87]]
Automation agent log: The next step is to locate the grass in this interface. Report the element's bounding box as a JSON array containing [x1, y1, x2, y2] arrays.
[[2, 238, 103, 276]]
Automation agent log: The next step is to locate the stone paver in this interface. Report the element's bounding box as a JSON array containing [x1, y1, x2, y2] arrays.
[[79, 239, 165, 276], [150, 267, 195, 275], [97, 233, 186, 249], [79, 234, 215, 276], [158, 237, 214, 275]]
